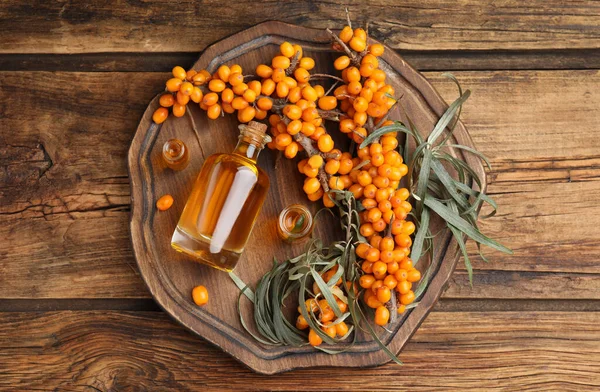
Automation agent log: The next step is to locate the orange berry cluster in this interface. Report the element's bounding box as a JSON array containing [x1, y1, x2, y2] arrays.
[[153, 63, 270, 125], [333, 28, 396, 144], [295, 266, 354, 347]]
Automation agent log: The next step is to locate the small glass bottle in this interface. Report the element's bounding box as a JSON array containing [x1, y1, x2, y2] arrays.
[[171, 121, 270, 271], [277, 204, 313, 243], [162, 138, 190, 170]]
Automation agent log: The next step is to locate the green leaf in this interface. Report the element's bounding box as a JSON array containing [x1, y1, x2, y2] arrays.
[[448, 224, 474, 285], [424, 196, 512, 254], [229, 271, 255, 303], [410, 207, 429, 265], [427, 90, 471, 145], [359, 122, 418, 149]]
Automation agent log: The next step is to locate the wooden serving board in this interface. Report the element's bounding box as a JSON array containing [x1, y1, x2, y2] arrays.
[[128, 21, 485, 374]]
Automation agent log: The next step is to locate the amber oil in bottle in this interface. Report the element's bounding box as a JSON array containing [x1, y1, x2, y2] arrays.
[[277, 204, 313, 243], [171, 121, 270, 271], [162, 138, 190, 170]]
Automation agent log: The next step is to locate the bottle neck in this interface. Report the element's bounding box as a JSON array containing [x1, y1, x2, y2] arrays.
[[233, 139, 262, 162]]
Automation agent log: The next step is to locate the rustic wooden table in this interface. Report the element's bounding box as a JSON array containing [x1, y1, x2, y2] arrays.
[[1, 1, 599, 390]]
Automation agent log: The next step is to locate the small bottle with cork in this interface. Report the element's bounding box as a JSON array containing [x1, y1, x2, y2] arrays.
[[171, 121, 271, 271]]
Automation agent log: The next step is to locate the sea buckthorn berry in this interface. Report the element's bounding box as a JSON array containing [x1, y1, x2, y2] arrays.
[[382, 210, 394, 224], [243, 89, 257, 103], [159, 94, 175, 108], [378, 163, 392, 178], [179, 81, 193, 96], [247, 80, 261, 95], [301, 121, 316, 136], [360, 63, 375, 78], [353, 111, 367, 126], [301, 85, 318, 102], [357, 171, 372, 186], [272, 55, 291, 69], [353, 127, 367, 144], [371, 280, 384, 293], [208, 78, 226, 93], [397, 280, 411, 295], [367, 103, 385, 117], [276, 81, 289, 98], [363, 184, 377, 199], [396, 188, 410, 201], [280, 41, 295, 58], [356, 242, 371, 258], [172, 66, 186, 80], [206, 103, 221, 119], [369, 43, 385, 56], [299, 57, 315, 70], [284, 142, 299, 159], [217, 65, 230, 82], [256, 97, 273, 111], [380, 237, 395, 252], [367, 208, 382, 223], [407, 269, 421, 283], [261, 79, 276, 96], [190, 87, 203, 103], [318, 96, 338, 110], [376, 286, 392, 303], [283, 76, 297, 89], [339, 118, 356, 133], [322, 192, 335, 208], [359, 274, 376, 289], [329, 176, 344, 190], [349, 36, 366, 52], [201, 92, 218, 106], [338, 158, 354, 175], [231, 96, 249, 110], [362, 198, 377, 210], [372, 219, 386, 232], [229, 64, 242, 74], [402, 221, 416, 235], [283, 104, 302, 120], [339, 26, 353, 42], [152, 107, 169, 124], [359, 87, 374, 102], [308, 329, 323, 346], [307, 155, 324, 169], [166, 77, 183, 92], [317, 134, 334, 153], [334, 56, 351, 70], [294, 68, 310, 84], [336, 321, 349, 337], [380, 250, 394, 263], [322, 323, 337, 339], [314, 85, 325, 98], [192, 72, 207, 86], [395, 269, 408, 282], [307, 188, 324, 202], [311, 126, 326, 141], [383, 275, 398, 290], [296, 315, 309, 330], [379, 200, 392, 213], [372, 261, 387, 276], [400, 200, 412, 213], [173, 103, 186, 117], [370, 235, 382, 248], [374, 306, 390, 326], [272, 68, 286, 83], [375, 188, 390, 203], [371, 153, 385, 167], [368, 166, 378, 178], [360, 223, 375, 237], [366, 294, 383, 309], [303, 178, 321, 195], [256, 64, 273, 78], [353, 97, 369, 113], [373, 176, 390, 188], [347, 81, 362, 95], [176, 91, 190, 105], [237, 106, 256, 123], [292, 44, 303, 58], [387, 261, 399, 275], [362, 261, 374, 275], [346, 66, 361, 82], [286, 119, 301, 135], [347, 183, 363, 199], [400, 258, 413, 271], [395, 233, 412, 248], [192, 285, 209, 306], [400, 291, 415, 305]]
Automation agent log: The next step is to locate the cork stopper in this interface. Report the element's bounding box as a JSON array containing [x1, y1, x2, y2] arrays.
[[238, 121, 271, 147]]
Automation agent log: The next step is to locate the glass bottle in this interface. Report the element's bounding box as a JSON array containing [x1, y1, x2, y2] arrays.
[[277, 204, 313, 243], [162, 138, 190, 170], [171, 121, 270, 271]]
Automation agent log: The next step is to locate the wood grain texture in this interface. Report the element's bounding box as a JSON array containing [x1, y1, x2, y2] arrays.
[[1, 70, 599, 300], [0, 311, 598, 391], [1, 0, 599, 54]]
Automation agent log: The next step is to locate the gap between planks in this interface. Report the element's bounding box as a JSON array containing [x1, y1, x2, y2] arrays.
[[0, 49, 599, 72], [1, 298, 600, 312]]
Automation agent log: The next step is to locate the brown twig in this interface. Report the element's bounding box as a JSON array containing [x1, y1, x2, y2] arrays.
[[310, 74, 346, 83], [345, 8, 352, 29], [286, 51, 301, 76], [326, 28, 361, 67], [293, 133, 330, 193]]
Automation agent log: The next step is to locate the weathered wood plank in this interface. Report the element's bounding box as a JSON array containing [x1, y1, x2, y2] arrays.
[[0, 311, 598, 390], [1, 1, 599, 54], [1, 70, 599, 299], [3, 49, 600, 72]]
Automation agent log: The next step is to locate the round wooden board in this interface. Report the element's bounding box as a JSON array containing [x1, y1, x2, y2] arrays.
[[128, 21, 485, 374]]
